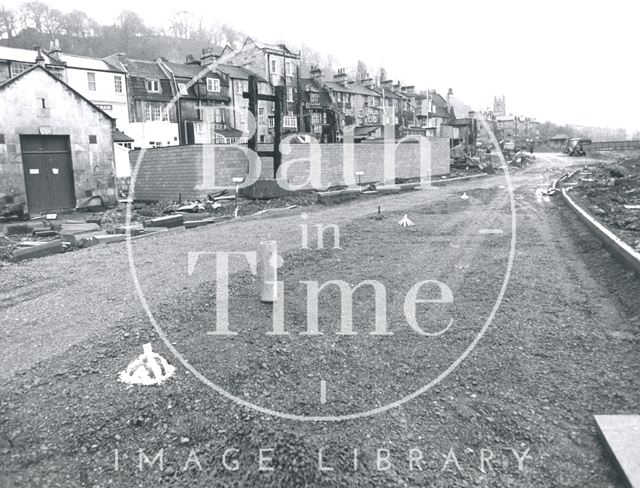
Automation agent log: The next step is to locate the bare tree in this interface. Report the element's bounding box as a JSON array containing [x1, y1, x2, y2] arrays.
[[42, 7, 63, 35], [19, 1, 49, 32], [356, 60, 368, 81], [63, 10, 91, 37], [0, 4, 17, 39], [169, 10, 192, 39], [116, 10, 147, 38]]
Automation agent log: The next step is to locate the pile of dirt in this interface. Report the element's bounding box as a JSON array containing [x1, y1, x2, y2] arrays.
[[572, 155, 640, 249]]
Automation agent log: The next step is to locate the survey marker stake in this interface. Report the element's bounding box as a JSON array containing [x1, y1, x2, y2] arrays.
[[260, 240, 281, 302], [399, 215, 415, 227]]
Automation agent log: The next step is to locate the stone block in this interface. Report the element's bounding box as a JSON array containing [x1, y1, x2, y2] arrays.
[[143, 214, 184, 229], [12, 240, 63, 261]]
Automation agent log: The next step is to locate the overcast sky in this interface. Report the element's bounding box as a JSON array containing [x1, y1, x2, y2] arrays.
[[5, 0, 639, 133]]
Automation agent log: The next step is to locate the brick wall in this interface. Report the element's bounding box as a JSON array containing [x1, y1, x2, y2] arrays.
[[129, 138, 450, 201]]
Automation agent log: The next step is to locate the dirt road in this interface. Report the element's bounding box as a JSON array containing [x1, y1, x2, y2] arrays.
[[1, 153, 638, 487]]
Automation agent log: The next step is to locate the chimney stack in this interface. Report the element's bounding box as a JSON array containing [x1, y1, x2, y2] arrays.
[[380, 79, 393, 90], [310, 66, 323, 83], [333, 68, 347, 86], [361, 77, 374, 88], [447, 88, 453, 109], [48, 39, 62, 61], [185, 54, 199, 65], [34, 46, 45, 66], [200, 47, 220, 66]]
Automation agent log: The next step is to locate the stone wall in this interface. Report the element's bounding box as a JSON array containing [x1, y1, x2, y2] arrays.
[[129, 138, 450, 201], [0, 68, 116, 212]]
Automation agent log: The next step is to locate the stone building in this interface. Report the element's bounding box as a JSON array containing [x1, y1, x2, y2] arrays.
[[0, 65, 116, 214]]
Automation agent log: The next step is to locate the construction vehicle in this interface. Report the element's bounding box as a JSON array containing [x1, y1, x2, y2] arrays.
[[564, 138, 592, 156]]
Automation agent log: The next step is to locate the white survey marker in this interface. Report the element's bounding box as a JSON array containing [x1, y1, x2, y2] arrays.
[[398, 215, 415, 227], [119, 343, 175, 386]]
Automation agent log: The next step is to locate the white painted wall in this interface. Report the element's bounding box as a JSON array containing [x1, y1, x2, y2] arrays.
[[63, 68, 129, 129]]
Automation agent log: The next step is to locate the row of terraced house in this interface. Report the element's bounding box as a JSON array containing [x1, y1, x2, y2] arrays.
[[0, 36, 475, 214], [0, 37, 475, 151]]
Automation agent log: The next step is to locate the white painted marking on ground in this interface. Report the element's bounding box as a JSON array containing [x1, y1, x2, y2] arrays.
[[479, 229, 504, 234], [320, 380, 327, 404]]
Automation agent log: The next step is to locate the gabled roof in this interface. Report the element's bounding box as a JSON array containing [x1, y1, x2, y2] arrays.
[[549, 133, 570, 140], [0, 64, 114, 121]]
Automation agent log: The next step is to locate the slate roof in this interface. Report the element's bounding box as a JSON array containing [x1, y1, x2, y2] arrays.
[[354, 126, 379, 137], [217, 64, 266, 82], [54, 53, 122, 72], [121, 59, 168, 80], [216, 127, 243, 138], [0, 45, 47, 63]]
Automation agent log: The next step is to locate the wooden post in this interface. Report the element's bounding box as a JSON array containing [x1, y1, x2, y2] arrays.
[[259, 240, 278, 302], [274, 86, 284, 177], [247, 75, 258, 154]]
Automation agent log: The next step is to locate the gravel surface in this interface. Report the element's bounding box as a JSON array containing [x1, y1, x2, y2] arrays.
[[1, 153, 638, 487]]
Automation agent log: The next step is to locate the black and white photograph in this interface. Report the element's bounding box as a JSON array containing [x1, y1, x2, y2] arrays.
[[0, 1, 639, 486]]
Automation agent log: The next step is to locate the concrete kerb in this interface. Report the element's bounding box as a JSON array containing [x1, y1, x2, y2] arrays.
[[561, 188, 640, 277]]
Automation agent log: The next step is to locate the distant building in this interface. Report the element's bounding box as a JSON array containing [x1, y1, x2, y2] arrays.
[[0, 65, 116, 214], [158, 55, 232, 145], [225, 38, 301, 132], [0, 42, 129, 129], [104, 54, 179, 149], [493, 95, 505, 116]]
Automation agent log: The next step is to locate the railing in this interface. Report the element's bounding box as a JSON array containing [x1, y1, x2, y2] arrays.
[[590, 140, 640, 151]]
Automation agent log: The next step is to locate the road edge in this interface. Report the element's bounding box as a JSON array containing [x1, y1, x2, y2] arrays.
[[561, 188, 640, 277]]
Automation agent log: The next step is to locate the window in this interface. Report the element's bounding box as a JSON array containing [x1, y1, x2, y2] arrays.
[[178, 83, 188, 96], [311, 113, 321, 125], [114, 76, 123, 93], [240, 113, 247, 124], [87, 72, 96, 91], [145, 103, 168, 121], [89, 135, 97, 144], [214, 108, 223, 123], [268, 116, 275, 128], [39, 98, 46, 109], [258, 107, 264, 115], [235, 80, 245, 94], [311, 93, 319, 103], [270, 59, 278, 74], [146, 79, 160, 93], [285, 60, 294, 76], [206, 78, 220, 92], [0, 134, 4, 144], [10, 62, 31, 77], [283, 116, 297, 128], [286, 85, 293, 102]]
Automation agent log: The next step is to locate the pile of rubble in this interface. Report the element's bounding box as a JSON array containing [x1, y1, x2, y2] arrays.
[[572, 155, 640, 250], [0, 191, 318, 263]]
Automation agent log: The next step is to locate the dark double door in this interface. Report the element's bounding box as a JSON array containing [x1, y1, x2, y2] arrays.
[[21, 135, 75, 212]]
